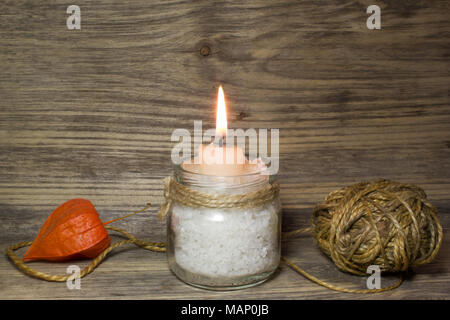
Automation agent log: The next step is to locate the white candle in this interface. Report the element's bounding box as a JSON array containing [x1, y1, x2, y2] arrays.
[[182, 85, 261, 176]]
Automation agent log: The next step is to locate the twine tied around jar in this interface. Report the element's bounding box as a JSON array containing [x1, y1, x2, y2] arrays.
[[157, 176, 280, 220]]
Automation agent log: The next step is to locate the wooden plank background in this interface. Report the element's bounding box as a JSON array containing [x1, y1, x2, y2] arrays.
[[0, 0, 449, 299]]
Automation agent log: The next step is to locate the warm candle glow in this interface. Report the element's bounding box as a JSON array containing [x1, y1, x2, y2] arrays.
[[216, 85, 227, 138], [181, 84, 263, 176]]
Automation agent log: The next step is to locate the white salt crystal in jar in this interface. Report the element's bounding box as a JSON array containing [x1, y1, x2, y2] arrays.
[[166, 164, 281, 290]]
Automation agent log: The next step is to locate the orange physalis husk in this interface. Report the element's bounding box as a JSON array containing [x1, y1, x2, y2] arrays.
[[22, 198, 111, 262]]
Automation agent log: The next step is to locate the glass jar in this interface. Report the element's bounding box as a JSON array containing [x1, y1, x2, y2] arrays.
[[166, 164, 281, 290]]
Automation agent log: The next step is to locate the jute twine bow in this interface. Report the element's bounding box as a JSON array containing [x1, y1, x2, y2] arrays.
[[5, 178, 443, 294]]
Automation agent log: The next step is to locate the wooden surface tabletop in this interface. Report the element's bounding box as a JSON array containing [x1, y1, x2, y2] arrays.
[[0, 0, 449, 299]]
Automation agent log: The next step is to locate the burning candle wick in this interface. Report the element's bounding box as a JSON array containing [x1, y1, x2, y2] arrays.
[[213, 85, 227, 148]]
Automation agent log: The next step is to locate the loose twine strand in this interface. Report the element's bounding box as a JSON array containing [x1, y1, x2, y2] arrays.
[[5, 178, 442, 294], [281, 229, 404, 294], [5, 224, 166, 282]]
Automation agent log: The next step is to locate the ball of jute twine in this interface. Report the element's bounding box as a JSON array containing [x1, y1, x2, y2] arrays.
[[282, 179, 443, 293], [310, 179, 442, 275], [5, 178, 442, 294]]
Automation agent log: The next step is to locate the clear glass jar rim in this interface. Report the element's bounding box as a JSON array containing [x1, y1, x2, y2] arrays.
[[173, 161, 273, 190]]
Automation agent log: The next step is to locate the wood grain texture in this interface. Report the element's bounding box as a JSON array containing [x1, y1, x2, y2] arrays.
[[0, 0, 449, 299]]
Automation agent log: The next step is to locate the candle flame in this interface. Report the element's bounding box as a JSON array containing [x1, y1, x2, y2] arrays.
[[216, 85, 227, 138]]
